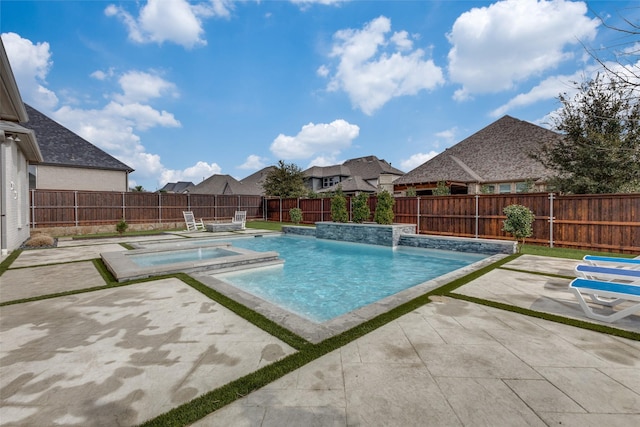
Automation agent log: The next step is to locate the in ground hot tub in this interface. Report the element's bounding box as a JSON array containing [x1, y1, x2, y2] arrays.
[[101, 242, 282, 282]]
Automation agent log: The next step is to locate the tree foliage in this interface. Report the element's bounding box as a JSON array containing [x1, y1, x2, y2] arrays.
[[374, 190, 395, 225], [330, 187, 348, 223], [351, 192, 371, 223], [534, 74, 640, 194], [263, 160, 307, 198], [502, 204, 535, 251], [432, 180, 451, 196], [289, 207, 303, 224]]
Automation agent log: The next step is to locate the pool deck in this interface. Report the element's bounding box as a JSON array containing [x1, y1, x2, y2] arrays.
[[1, 233, 638, 426]]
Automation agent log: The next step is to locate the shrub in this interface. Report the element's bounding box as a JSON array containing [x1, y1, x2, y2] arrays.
[[405, 187, 417, 197], [289, 207, 303, 224], [330, 187, 348, 223], [502, 204, 535, 251], [116, 218, 129, 235], [432, 180, 450, 195], [351, 193, 371, 223], [25, 234, 55, 247], [374, 190, 395, 224]]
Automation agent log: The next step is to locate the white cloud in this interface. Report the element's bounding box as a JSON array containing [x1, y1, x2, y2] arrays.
[[290, 0, 345, 7], [321, 16, 444, 115], [238, 155, 268, 170], [105, 0, 233, 48], [270, 119, 360, 160], [435, 127, 458, 142], [307, 155, 342, 168], [447, 0, 599, 100], [160, 161, 222, 185], [400, 151, 438, 171], [115, 70, 179, 103], [1, 32, 58, 109]]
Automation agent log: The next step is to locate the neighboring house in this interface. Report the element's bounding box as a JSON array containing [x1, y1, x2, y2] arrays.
[[190, 174, 261, 195], [239, 166, 275, 196], [393, 116, 562, 195], [318, 176, 378, 196], [159, 181, 195, 193], [305, 155, 404, 194], [21, 104, 133, 192], [1, 39, 43, 254]]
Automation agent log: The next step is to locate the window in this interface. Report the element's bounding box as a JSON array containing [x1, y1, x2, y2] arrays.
[[323, 177, 339, 188], [499, 183, 512, 194], [29, 164, 37, 189]]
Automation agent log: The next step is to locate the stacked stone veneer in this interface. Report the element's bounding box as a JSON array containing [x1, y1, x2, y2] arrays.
[[398, 234, 516, 254], [315, 222, 416, 247], [282, 223, 515, 254]]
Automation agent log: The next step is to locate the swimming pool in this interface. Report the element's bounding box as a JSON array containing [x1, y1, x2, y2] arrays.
[[213, 235, 488, 323], [130, 247, 237, 267]]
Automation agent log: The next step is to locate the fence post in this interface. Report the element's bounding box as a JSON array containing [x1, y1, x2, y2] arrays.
[[321, 198, 324, 222], [416, 196, 420, 234], [279, 198, 282, 223], [187, 193, 191, 211], [475, 194, 479, 238], [75, 191, 79, 227], [158, 192, 162, 224], [121, 192, 125, 221], [30, 189, 36, 227], [548, 193, 555, 248]]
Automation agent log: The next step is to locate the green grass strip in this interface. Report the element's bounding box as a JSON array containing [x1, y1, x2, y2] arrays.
[[520, 244, 635, 260], [448, 293, 640, 341], [176, 273, 309, 350], [0, 249, 21, 276], [499, 266, 574, 280]]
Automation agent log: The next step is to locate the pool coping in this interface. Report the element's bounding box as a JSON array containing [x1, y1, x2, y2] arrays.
[[101, 242, 283, 282], [193, 253, 507, 343]]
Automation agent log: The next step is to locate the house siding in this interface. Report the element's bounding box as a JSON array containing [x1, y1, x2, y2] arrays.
[[1, 138, 31, 252], [35, 165, 128, 191]]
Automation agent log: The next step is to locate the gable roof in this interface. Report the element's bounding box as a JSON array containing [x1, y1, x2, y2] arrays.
[[239, 166, 275, 195], [318, 175, 378, 193], [394, 116, 561, 186], [160, 181, 195, 193], [304, 164, 351, 178], [20, 104, 133, 172], [191, 174, 261, 195], [342, 155, 404, 180]]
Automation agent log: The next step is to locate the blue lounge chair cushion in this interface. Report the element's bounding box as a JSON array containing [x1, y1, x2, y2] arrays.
[[583, 255, 640, 266], [570, 278, 640, 297], [576, 264, 640, 280]]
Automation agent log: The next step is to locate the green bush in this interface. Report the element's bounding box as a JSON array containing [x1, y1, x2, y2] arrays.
[[116, 218, 129, 235], [351, 193, 371, 223], [432, 180, 450, 195], [330, 187, 349, 223], [405, 187, 417, 197], [502, 204, 535, 251], [374, 190, 395, 225], [289, 207, 303, 224]]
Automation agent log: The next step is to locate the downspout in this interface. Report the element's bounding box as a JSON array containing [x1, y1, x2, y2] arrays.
[[1, 131, 8, 255]]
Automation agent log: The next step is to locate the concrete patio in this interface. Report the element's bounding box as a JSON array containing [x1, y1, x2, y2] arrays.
[[1, 235, 638, 426]]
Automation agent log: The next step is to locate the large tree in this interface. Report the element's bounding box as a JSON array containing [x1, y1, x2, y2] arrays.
[[535, 74, 640, 194], [263, 160, 307, 198]]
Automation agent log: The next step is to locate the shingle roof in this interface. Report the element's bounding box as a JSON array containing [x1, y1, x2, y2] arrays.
[[20, 104, 133, 172], [191, 174, 261, 195], [394, 116, 561, 186], [239, 166, 275, 195], [342, 155, 404, 180], [160, 181, 195, 193], [304, 164, 351, 178]]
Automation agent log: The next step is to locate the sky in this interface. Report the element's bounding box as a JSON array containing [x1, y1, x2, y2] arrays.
[[2, 0, 638, 191]]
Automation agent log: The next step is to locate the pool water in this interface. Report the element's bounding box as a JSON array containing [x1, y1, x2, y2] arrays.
[[216, 235, 487, 322], [130, 247, 236, 267]]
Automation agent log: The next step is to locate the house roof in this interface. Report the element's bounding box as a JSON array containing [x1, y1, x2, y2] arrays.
[[160, 181, 195, 193], [342, 155, 404, 180], [20, 104, 133, 172], [0, 39, 42, 161], [318, 175, 378, 193], [394, 116, 561, 186], [239, 166, 275, 195], [191, 174, 261, 195], [304, 164, 351, 178]]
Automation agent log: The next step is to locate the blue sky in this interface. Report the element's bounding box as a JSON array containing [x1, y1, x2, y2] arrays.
[[2, 0, 638, 191]]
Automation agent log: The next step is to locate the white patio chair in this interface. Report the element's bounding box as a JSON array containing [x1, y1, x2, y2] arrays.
[[183, 211, 205, 232], [232, 211, 247, 229]]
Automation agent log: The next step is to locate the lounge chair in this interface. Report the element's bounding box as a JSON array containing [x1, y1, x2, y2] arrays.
[[183, 211, 205, 232], [575, 264, 640, 285], [232, 211, 246, 230], [569, 278, 640, 322], [583, 255, 640, 269]]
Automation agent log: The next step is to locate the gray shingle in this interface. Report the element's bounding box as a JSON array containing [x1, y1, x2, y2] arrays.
[[21, 104, 133, 172]]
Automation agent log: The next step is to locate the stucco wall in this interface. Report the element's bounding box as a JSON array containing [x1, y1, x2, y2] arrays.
[[35, 165, 128, 191]]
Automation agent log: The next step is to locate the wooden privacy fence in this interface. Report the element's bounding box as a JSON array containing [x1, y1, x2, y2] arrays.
[[266, 193, 639, 253], [30, 190, 264, 227]]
